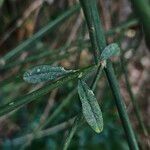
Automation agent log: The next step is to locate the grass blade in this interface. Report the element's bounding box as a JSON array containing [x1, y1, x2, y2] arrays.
[[0, 4, 80, 65]]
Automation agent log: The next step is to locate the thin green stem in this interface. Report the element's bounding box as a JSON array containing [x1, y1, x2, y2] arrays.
[[10, 117, 75, 146], [91, 63, 104, 91], [80, 0, 139, 149], [62, 63, 102, 150], [2, 53, 70, 70], [62, 63, 103, 150], [0, 4, 80, 65], [129, 0, 150, 49], [62, 4, 139, 150], [105, 18, 138, 36], [37, 89, 77, 130], [63, 115, 82, 150], [19, 89, 76, 149], [104, 61, 138, 150], [0, 65, 96, 117], [117, 30, 147, 136], [121, 55, 148, 136]]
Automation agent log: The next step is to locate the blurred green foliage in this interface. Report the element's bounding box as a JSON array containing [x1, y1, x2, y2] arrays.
[[0, 0, 149, 150]]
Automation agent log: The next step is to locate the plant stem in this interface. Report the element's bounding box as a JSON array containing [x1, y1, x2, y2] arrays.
[[79, 0, 139, 149], [62, 64, 102, 150], [0, 65, 96, 117], [91, 64, 104, 91], [0, 4, 80, 65], [105, 18, 138, 36], [104, 62, 139, 150], [38, 89, 77, 130], [129, 0, 150, 49], [11, 117, 75, 146], [63, 115, 82, 150], [121, 55, 148, 136]]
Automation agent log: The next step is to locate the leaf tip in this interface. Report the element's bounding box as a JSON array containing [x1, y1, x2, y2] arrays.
[[95, 126, 103, 133], [78, 73, 83, 78], [95, 127, 101, 133]]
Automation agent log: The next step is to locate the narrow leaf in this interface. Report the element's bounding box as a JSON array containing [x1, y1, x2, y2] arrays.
[[78, 79, 103, 133], [0, 65, 96, 117], [100, 43, 120, 60], [23, 65, 72, 84]]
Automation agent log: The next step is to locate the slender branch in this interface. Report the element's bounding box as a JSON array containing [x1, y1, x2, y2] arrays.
[[0, 4, 80, 65], [39, 89, 58, 125], [0, 65, 96, 117], [91, 63, 104, 91], [0, 0, 44, 46], [10, 118, 75, 146], [79, 0, 139, 150], [129, 0, 150, 49], [120, 55, 148, 136], [38, 89, 77, 130], [62, 63, 103, 150], [63, 115, 82, 150], [105, 18, 138, 36]]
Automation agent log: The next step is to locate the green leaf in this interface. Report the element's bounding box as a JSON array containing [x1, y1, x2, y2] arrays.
[[23, 65, 72, 84], [0, 65, 96, 117], [100, 43, 120, 60], [78, 79, 103, 133]]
